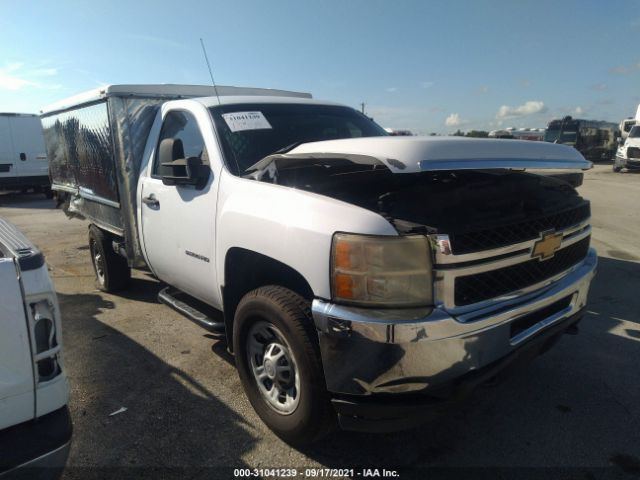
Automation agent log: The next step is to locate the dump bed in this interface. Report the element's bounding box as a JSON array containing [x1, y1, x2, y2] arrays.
[[40, 84, 311, 266]]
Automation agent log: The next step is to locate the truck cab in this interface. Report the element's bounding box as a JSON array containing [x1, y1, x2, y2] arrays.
[[614, 125, 640, 171]]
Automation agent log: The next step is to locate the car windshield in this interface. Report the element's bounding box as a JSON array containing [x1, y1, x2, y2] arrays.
[[209, 103, 387, 175], [629, 126, 640, 138]]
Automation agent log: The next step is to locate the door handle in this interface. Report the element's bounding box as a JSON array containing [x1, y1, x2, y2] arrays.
[[142, 194, 159, 207]]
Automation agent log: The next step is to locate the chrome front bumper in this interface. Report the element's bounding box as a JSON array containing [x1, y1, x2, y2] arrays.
[[312, 248, 597, 396]]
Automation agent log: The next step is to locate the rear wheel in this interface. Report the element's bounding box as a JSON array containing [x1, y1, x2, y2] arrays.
[[88, 225, 130, 292], [233, 286, 334, 445]]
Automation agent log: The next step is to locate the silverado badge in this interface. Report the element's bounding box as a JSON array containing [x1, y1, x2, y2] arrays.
[[531, 231, 563, 261]]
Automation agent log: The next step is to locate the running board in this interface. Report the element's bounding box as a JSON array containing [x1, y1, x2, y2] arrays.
[[158, 287, 225, 333]]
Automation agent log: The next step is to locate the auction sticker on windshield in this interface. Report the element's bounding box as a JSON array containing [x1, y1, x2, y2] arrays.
[[222, 112, 272, 132]]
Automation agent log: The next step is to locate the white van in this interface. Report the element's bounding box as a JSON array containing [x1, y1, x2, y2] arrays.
[[0, 113, 51, 196]]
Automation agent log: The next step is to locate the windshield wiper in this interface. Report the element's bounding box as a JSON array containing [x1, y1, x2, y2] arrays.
[[272, 141, 306, 155], [244, 141, 308, 173]]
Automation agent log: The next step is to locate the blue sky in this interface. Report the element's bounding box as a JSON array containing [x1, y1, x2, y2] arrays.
[[1, 0, 638, 134]]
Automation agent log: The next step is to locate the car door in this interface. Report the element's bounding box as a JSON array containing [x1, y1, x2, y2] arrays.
[[139, 106, 220, 305]]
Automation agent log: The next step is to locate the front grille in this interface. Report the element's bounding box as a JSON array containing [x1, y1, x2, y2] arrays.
[[455, 236, 590, 306], [628, 147, 640, 159], [448, 203, 590, 255]]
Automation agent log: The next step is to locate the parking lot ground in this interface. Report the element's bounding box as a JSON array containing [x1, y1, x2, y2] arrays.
[[1, 164, 639, 479]]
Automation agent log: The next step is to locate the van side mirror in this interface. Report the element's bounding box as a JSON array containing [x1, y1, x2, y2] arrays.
[[617, 137, 624, 146], [158, 138, 210, 188]]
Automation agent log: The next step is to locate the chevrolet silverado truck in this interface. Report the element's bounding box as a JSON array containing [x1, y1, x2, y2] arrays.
[[41, 84, 596, 444], [0, 219, 71, 477]]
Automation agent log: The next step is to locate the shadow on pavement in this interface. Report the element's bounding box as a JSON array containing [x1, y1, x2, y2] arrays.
[[57, 291, 257, 479], [299, 255, 640, 476], [0, 192, 54, 209], [116, 276, 164, 305]]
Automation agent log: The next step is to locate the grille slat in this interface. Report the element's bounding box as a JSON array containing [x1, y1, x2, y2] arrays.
[[454, 237, 591, 306], [448, 203, 590, 255]]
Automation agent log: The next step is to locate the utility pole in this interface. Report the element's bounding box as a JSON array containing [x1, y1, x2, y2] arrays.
[[360, 102, 365, 114]]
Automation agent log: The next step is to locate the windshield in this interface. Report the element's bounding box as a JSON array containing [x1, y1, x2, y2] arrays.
[[209, 103, 387, 175], [544, 127, 578, 145], [629, 126, 640, 138]]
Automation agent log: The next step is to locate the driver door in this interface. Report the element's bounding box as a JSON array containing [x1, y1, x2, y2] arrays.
[[139, 108, 218, 304]]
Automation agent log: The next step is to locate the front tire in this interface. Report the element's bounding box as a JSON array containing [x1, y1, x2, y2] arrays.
[[88, 225, 130, 292], [233, 286, 334, 445]]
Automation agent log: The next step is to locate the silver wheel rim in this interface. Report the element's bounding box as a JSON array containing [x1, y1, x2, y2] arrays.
[[246, 321, 300, 415], [91, 241, 105, 284]]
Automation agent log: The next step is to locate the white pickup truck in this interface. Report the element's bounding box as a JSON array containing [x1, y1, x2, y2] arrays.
[[0, 219, 71, 476], [41, 84, 596, 444]]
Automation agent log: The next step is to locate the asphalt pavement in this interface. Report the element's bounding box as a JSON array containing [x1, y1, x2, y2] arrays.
[[1, 164, 638, 479]]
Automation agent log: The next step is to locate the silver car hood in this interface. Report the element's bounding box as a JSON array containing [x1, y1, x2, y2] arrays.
[[248, 136, 592, 174]]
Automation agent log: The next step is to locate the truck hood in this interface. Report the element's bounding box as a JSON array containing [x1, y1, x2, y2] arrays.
[[248, 136, 592, 174]]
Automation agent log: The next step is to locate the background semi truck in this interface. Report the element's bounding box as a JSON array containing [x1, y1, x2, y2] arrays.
[[41, 84, 596, 443], [0, 113, 51, 196]]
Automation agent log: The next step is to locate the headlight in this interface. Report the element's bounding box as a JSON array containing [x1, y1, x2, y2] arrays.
[[331, 233, 433, 307]]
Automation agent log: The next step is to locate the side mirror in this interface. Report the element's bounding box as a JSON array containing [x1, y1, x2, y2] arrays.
[[158, 138, 210, 188], [617, 137, 624, 146]]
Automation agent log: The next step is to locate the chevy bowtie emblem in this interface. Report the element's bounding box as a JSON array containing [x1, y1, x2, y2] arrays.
[[531, 231, 563, 261]]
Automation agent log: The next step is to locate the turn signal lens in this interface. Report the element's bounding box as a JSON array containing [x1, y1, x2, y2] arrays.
[[331, 233, 433, 307]]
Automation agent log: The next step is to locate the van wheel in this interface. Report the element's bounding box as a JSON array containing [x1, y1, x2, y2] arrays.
[[613, 164, 622, 172], [44, 188, 54, 199], [233, 286, 334, 445], [88, 225, 130, 292]]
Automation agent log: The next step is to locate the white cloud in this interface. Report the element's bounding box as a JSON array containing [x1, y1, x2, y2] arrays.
[[31, 68, 58, 77], [496, 100, 546, 119], [445, 113, 463, 127], [421, 81, 434, 89], [0, 63, 60, 91], [591, 82, 607, 91], [477, 85, 490, 94], [575, 106, 584, 115], [123, 34, 186, 50], [385, 87, 398, 93], [0, 71, 36, 90], [609, 62, 640, 75]]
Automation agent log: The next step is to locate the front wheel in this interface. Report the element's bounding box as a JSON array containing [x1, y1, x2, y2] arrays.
[[233, 286, 334, 445]]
